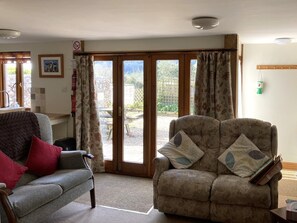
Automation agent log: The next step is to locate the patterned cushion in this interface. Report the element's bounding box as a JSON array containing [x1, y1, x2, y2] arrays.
[[158, 130, 204, 169], [218, 134, 270, 177]]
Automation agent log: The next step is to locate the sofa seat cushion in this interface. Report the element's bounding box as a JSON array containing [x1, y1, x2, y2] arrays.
[[28, 169, 92, 192], [9, 184, 62, 218], [158, 169, 217, 201], [211, 175, 271, 208]]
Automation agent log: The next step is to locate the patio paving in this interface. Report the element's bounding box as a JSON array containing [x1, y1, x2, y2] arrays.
[[100, 114, 177, 163]]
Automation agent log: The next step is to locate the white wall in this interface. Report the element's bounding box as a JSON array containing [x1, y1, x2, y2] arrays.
[[85, 35, 224, 52], [242, 43, 297, 162]]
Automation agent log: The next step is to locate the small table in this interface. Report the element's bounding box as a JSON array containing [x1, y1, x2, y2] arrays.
[[270, 207, 296, 223], [45, 113, 70, 126]]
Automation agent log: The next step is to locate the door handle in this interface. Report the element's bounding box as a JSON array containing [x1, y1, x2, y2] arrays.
[[118, 106, 122, 117]]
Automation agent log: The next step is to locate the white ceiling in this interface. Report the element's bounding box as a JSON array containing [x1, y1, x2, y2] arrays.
[[0, 0, 297, 44]]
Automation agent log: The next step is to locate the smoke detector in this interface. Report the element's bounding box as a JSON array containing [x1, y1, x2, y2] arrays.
[[192, 17, 219, 30], [0, 29, 21, 39]]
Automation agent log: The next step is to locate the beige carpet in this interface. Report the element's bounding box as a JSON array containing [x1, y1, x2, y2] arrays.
[[278, 169, 297, 207], [43, 202, 210, 223], [42, 171, 297, 223], [75, 173, 153, 213]]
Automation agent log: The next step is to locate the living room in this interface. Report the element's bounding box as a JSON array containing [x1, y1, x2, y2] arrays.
[[0, 1, 297, 223]]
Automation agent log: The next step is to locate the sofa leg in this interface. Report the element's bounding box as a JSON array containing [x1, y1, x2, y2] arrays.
[[90, 175, 96, 208], [0, 188, 18, 223], [90, 188, 96, 208]]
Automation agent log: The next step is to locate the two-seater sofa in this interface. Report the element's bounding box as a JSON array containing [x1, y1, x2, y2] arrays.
[[153, 115, 281, 223], [0, 112, 95, 223]]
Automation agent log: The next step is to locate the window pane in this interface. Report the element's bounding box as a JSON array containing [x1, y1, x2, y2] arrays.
[[156, 60, 179, 157], [94, 61, 113, 161], [190, 59, 197, 114], [4, 63, 16, 107], [23, 62, 32, 108], [123, 60, 144, 163]]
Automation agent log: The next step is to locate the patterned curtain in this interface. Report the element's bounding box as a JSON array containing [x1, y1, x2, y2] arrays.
[[194, 51, 234, 120], [75, 55, 104, 172]]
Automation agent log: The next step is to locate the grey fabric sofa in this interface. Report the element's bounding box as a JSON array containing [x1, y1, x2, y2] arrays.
[[0, 112, 95, 223], [153, 115, 281, 223]]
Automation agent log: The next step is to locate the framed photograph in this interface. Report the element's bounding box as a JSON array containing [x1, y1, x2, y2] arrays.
[[38, 54, 64, 78]]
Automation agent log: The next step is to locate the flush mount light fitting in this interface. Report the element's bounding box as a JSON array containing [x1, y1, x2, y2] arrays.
[[192, 17, 219, 30], [0, 29, 21, 39], [274, 37, 293, 45]]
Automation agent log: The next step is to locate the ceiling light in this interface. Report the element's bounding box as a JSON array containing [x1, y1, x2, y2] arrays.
[[274, 37, 293, 45], [0, 29, 21, 39], [192, 17, 219, 30]]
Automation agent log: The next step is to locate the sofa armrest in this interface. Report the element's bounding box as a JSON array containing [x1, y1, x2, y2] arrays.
[[269, 172, 282, 209], [58, 150, 93, 170], [0, 186, 17, 223], [153, 156, 171, 185], [153, 156, 171, 208], [270, 171, 282, 182], [0, 183, 12, 196], [0, 183, 6, 189]]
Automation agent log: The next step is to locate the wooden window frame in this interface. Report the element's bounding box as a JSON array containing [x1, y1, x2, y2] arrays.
[[0, 52, 31, 108]]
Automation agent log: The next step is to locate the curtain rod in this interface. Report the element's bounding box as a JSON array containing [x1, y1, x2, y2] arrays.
[[73, 48, 237, 56]]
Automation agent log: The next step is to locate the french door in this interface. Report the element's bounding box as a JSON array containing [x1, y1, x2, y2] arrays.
[[94, 55, 150, 176], [94, 53, 196, 177]]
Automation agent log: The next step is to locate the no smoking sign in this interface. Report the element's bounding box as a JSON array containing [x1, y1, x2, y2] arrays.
[[72, 40, 84, 52]]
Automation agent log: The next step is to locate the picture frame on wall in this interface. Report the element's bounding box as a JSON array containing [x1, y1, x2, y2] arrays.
[[38, 54, 64, 78]]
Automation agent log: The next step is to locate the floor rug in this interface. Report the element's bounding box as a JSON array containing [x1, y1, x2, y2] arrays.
[[278, 170, 297, 207], [75, 173, 153, 213]]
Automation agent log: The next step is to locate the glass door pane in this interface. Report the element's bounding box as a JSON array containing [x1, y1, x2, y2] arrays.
[[123, 60, 144, 163], [190, 59, 197, 114], [94, 61, 113, 161], [156, 60, 179, 157]]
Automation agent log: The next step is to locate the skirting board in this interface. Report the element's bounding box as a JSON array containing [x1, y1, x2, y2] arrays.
[[283, 162, 297, 170]]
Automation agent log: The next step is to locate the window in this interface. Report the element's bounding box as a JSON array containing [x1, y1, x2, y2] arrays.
[[0, 52, 31, 108]]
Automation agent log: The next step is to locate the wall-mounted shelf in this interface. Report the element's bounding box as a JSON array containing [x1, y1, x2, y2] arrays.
[[257, 65, 297, 70]]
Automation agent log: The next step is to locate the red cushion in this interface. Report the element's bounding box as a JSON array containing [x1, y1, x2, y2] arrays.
[[25, 136, 62, 176], [0, 150, 28, 189]]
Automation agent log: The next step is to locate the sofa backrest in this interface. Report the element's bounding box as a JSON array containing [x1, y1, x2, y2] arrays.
[[218, 118, 277, 175], [168, 115, 277, 175], [0, 112, 40, 161], [35, 113, 53, 144], [169, 115, 220, 173]]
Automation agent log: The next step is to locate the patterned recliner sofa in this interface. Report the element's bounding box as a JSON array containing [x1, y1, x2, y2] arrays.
[[153, 115, 281, 223]]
